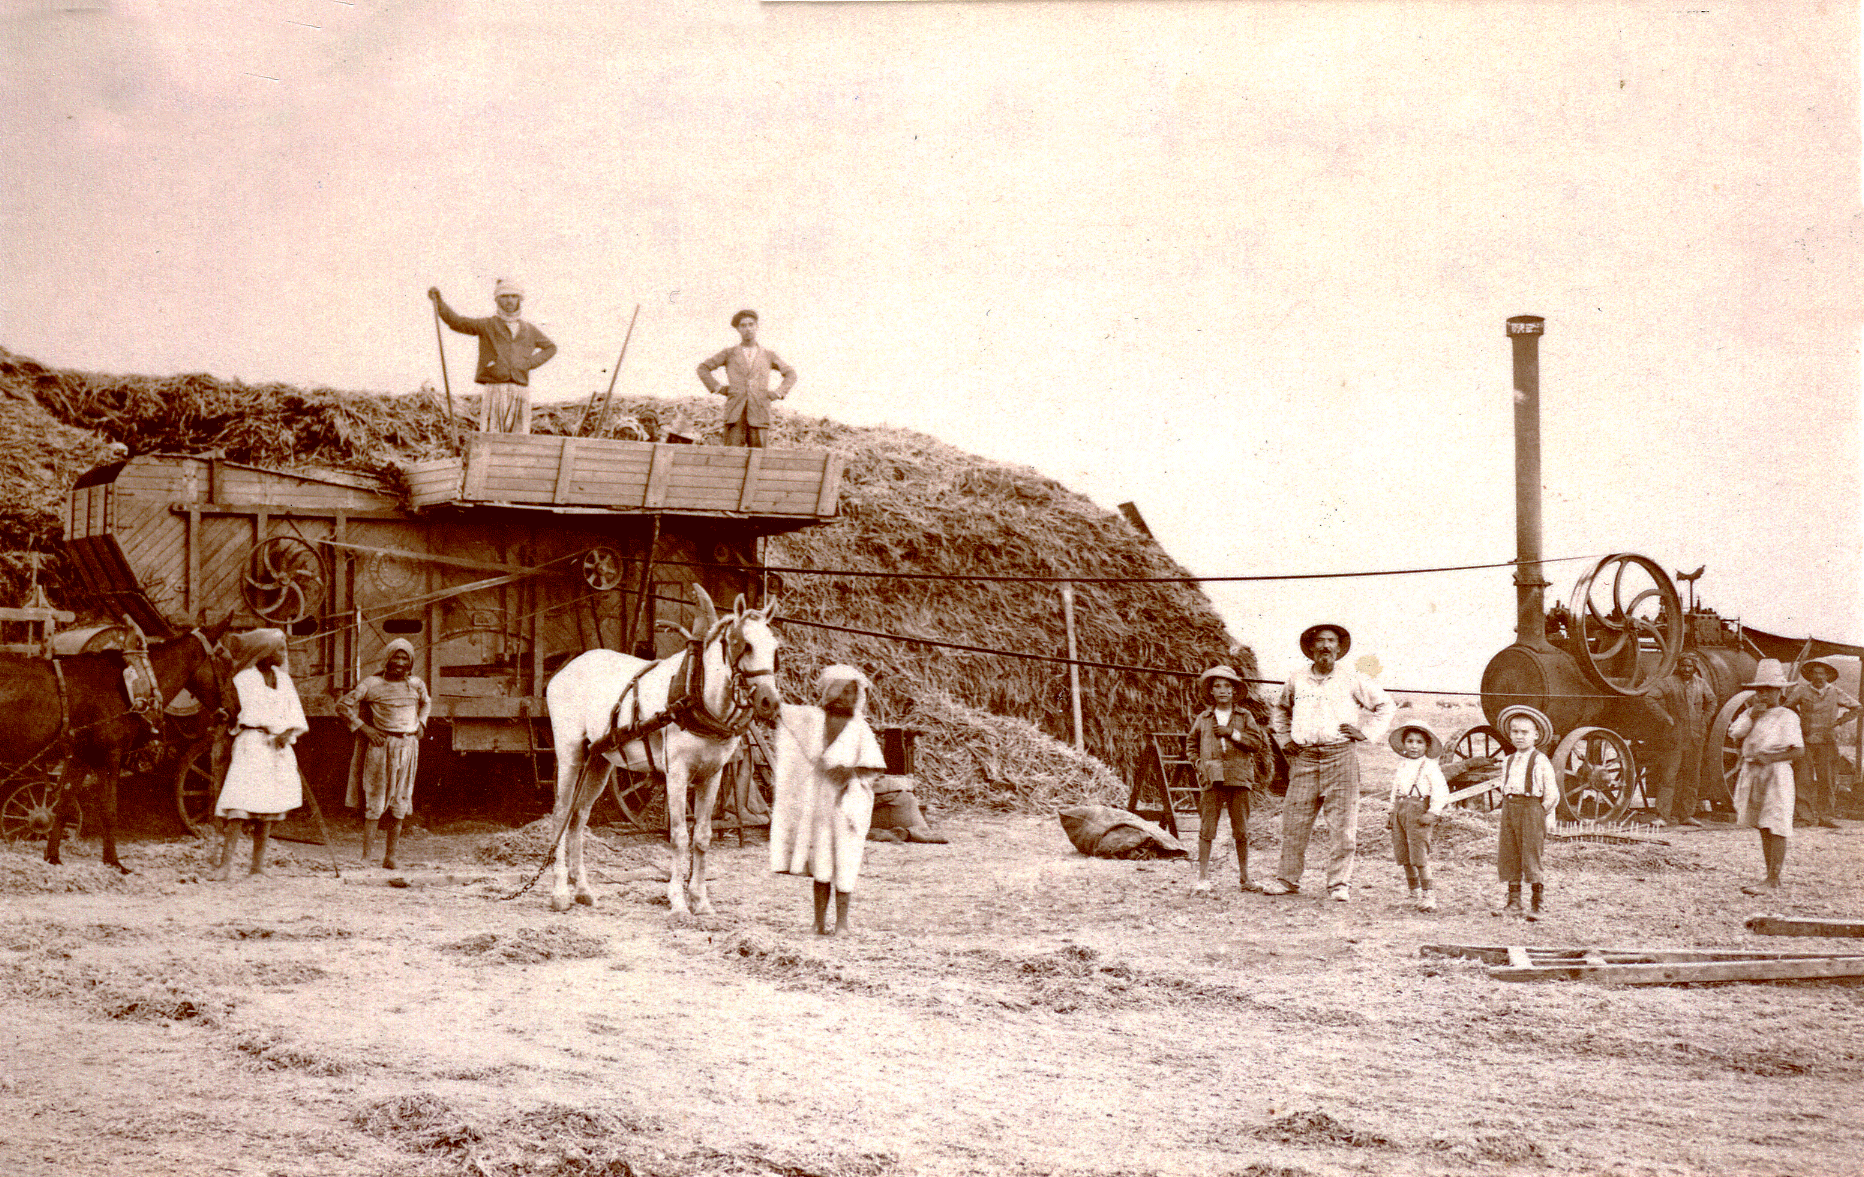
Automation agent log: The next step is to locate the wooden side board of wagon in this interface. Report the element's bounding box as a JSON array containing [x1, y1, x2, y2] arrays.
[[401, 432, 844, 522]]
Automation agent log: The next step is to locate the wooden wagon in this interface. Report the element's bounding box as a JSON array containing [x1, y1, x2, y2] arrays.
[[55, 433, 844, 833]]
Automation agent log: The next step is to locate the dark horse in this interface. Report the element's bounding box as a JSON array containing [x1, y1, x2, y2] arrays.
[[0, 616, 233, 872]]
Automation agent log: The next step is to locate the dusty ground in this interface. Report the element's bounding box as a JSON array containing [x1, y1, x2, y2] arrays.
[[3, 785, 1864, 1177]]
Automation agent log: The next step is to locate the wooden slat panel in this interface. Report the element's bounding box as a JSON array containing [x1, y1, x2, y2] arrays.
[[643, 446, 673, 508], [737, 449, 763, 511], [754, 454, 828, 473], [559, 452, 653, 473], [814, 452, 845, 515], [670, 450, 751, 471], [112, 462, 188, 497], [476, 475, 558, 496], [461, 437, 492, 499], [553, 438, 580, 504]]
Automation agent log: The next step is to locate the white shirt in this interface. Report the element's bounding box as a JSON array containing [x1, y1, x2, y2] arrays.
[[1499, 749, 1560, 815], [1388, 756, 1449, 812], [1272, 665, 1395, 748]]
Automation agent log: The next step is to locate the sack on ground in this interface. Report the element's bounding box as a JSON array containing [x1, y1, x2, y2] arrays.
[[1058, 805, 1188, 860]]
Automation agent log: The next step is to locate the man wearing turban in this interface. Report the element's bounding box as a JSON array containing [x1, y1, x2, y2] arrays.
[[429, 279, 557, 434], [769, 665, 888, 935], [337, 638, 431, 868]]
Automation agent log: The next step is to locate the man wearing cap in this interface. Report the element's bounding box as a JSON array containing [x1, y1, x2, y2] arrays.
[[338, 639, 431, 868], [1263, 624, 1394, 901], [697, 310, 795, 448], [1786, 657, 1859, 828], [1185, 666, 1274, 893], [1730, 660, 1805, 893], [429, 281, 557, 434], [1652, 652, 1718, 827]]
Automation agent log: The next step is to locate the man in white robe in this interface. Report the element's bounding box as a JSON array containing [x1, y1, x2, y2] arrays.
[[769, 665, 887, 935], [213, 630, 307, 880]]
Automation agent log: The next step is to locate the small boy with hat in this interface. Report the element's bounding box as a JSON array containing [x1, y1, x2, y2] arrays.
[[1785, 657, 1858, 828], [1494, 705, 1559, 919], [1732, 659, 1805, 893], [1387, 723, 1450, 911], [1186, 666, 1274, 893]]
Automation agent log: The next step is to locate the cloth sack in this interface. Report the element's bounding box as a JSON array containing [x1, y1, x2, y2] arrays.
[[1058, 805, 1188, 859]]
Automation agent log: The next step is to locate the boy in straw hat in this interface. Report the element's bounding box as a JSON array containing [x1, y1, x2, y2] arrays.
[[1493, 705, 1559, 919], [1731, 659, 1805, 893], [338, 639, 431, 868], [213, 630, 306, 881], [769, 665, 888, 935], [429, 280, 557, 434], [1185, 665, 1274, 894], [1785, 657, 1858, 828], [1387, 723, 1450, 911]]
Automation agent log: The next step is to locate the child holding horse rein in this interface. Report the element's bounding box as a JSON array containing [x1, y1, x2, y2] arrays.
[[338, 639, 431, 868], [213, 630, 307, 881], [769, 665, 888, 935], [1186, 665, 1273, 894]]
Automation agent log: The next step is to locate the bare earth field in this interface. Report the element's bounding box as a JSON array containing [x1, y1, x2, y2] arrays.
[[3, 787, 1864, 1177]]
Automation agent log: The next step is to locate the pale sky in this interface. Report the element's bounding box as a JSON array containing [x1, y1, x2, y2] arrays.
[[2, 0, 1859, 693]]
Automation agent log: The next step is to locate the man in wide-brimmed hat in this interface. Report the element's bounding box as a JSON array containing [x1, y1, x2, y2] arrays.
[[1185, 665, 1274, 894], [1730, 659, 1805, 893], [1263, 624, 1394, 902], [1786, 657, 1859, 828], [429, 279, 557, 434]]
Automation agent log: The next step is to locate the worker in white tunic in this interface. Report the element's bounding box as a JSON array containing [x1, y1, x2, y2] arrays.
[[1730, 659, 1805, 895], [769, 665, 888, 935], [212, 630, 307, 881]]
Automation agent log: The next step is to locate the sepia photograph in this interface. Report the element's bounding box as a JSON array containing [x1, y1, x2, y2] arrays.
[[1, 1, 1860, 1174]]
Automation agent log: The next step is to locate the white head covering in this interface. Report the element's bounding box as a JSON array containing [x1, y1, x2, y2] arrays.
[[494, 278, 524, 299], [382, 638, 415, 664], [817, 664, 870, 717], [226, 628, 289, 676]]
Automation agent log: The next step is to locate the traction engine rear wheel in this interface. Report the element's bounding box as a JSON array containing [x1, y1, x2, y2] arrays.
[[1551, 726, 1638, 822], [1446, 724, 1507, 812], [1706, 690, 1756, 813]]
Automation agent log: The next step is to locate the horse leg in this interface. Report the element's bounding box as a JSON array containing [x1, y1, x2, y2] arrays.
[[666, 760, 693, 915], [548, 746, 583, 913], [100, 751, 128, 873], [44, 758, 81, 866], [688, 763, 725, 915], [568, 765, 601, 907]]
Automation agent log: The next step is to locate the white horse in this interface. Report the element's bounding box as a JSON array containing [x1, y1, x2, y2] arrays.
[[544, 585, 781, 915]]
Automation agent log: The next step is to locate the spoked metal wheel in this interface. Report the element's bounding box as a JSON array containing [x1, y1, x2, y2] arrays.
[[1, 766, 81, 842], [1552, 726, 1638, 822], [175, 739, 222, 836], [1446, 723, 1507, 811], [1567, 554, 1683, 696], [1706, 690, 1756, 813]]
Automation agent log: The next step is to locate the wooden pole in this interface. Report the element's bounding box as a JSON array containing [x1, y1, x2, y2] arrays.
[[1061, 581, 1083, 752], [630, 514, 661, 656], [431, 302, 463, 454], [581, 304, 641, 438]]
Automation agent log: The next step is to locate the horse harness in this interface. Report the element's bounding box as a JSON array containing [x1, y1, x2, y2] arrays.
[[587, 617, 769, 773]]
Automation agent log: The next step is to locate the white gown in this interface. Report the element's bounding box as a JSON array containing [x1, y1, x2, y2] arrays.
[[768, 703, 887, 892], [215, 667, 308, 819]]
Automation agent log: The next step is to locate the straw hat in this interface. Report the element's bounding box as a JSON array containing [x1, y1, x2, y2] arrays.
[[1801, 656, 1842, 684], [1299, 624, 1351, 658], [1387, 723, 1442, 758], [1744, 658, 1792, 690], [1496, 704, 1554, 750], [1199, 665, 1243, 688]]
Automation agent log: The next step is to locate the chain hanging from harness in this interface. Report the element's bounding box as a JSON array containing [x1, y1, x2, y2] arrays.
[[587, 616, 763, 775]]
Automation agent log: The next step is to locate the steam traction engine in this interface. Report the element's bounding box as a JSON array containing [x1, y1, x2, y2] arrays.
[[1468, 317, 1760, 822]]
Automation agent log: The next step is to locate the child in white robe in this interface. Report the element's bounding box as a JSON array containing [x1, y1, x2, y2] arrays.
[[213, 630, 307, 880]]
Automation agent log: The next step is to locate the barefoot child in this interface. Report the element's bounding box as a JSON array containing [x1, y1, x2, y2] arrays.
[[1186, 665, 1274, 893], [213, 630, 306, 881], [1387, 723, 1449, 910], [338, 639, 431, 868], [1731, 660, 1805, 894], [1494, 705, 1558, 919]]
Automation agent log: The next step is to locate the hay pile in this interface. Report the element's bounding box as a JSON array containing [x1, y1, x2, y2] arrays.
[[0, 349, 1252, 810]]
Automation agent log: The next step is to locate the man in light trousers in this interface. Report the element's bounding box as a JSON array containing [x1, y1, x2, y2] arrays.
[[1263, 624, 1394, 902]]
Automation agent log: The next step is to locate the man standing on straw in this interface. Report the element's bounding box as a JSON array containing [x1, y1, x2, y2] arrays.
[[429, 280, 556, 434], [1263, 623, 1394, 902], [697, 310, 795, 448]]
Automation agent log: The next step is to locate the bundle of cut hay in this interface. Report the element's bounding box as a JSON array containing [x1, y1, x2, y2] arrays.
[[0, 354, 1251, 811]]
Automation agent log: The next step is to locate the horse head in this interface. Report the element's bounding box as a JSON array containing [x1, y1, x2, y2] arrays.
[[727, 592, 782, 721], [179, 612, 238, 722]]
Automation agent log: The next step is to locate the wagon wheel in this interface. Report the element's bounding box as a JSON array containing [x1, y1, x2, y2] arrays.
[[1704, 690, 1756, 812], [1445, 723, 1507, 812], [242, 537, 328, 624], [581, 546, 627, 592], [0, 764, 81, 842], [1567, 554, 1682, 696], [175, 738, 222, 836], [1551, 725, 1638, 822]]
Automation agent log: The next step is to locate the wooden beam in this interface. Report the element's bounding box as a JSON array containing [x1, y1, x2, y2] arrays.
[[643, 445, 673, 508], [737, 448, 763, 512], [553, 437, 580, 505], [1492, 956, 1864, 985], [171, 503, 407, 521], [1746, 915, 1864, 938], [814, 452, 844, 516]]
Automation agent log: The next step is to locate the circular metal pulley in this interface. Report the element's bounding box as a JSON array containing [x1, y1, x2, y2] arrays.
[[581, 546, 626, 591], [1566, 553, 1682, 696], [242, 537, 328, 624]]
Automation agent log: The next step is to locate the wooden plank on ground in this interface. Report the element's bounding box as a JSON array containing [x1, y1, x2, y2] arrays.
[[1421, 943, 1864, 966], [1506, 946, 1532, 969], [1745, 916, 1864, 938], [1492, 956, 1864, 985]]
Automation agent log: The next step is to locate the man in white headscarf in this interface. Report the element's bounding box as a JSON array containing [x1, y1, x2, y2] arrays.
[[213, 630, 306, 881], [429, 279, 557, 433], [769, 665, 888, 935], [338, 639, 431, 868]]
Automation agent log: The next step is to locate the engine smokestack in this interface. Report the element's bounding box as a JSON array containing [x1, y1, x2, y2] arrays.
[[1507, 315, 1549, 647]]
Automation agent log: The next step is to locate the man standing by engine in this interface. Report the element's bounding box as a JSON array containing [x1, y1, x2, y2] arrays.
[[429, 280, 557, 434], [1787, 657, 1860, 827], [1653, 652, 1717, 827], [1263, 624, 1394, 902]]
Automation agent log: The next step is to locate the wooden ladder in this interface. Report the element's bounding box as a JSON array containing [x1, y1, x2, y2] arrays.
[[1126, 731, 1200, 837]]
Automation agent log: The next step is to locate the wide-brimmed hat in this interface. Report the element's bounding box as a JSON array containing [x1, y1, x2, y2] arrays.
[[1496, 704, 1554, 750], [1299, 624, 1351, 658], [1199, 665, 1244, 695], [1800, 657, 1842, 683], [1745, 658, 1793, 690], [1387, 723, 1442, 757]]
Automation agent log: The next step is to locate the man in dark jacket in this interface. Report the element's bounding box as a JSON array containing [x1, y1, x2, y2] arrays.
[[1652, 652, 1717, 826], [429, 280, 557, 434]]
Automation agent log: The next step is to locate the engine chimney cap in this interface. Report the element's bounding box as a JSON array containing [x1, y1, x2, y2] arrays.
[[1506, 315, 1545, 336]]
